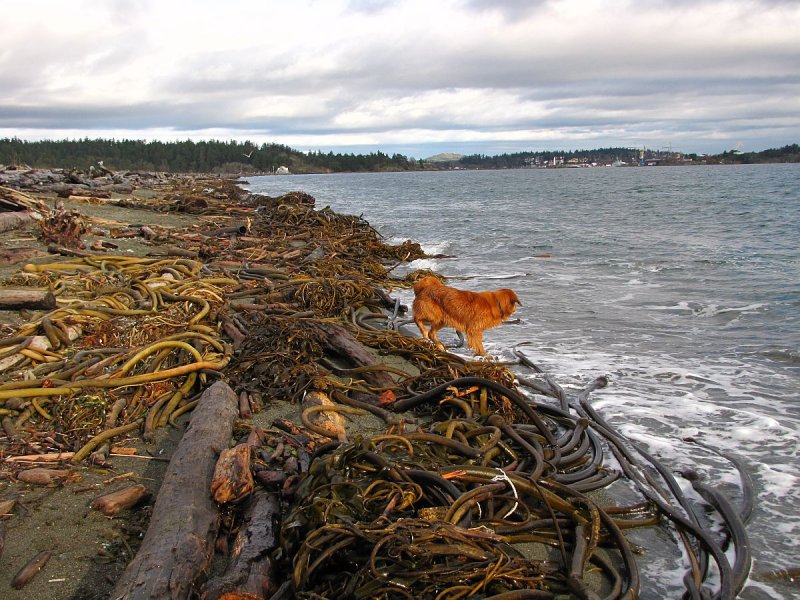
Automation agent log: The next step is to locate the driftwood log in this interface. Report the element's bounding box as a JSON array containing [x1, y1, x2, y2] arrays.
[[111, 380, 238, 600], [313, 321, 396, 389], [90, 484, 150, 517], [0, 289, 57, 311], [0, 247, 47, 266], [199, 491, 281, 600], [0, 211, 35, 233]]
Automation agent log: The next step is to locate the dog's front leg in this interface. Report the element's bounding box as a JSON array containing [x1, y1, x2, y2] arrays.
[[467, 330, 486, 356], [428, 325, 446, 351]]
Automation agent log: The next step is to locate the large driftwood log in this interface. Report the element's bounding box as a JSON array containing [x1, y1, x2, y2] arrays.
[[0, 289, 57, 310], [199, 491, 281, 600], [0, 211, 35, 233], [111, 381, 238, 600], [313, 321, 396, 389]]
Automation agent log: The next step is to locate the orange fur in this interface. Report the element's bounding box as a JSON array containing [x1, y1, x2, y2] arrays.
[[412, 276, 521, 355]]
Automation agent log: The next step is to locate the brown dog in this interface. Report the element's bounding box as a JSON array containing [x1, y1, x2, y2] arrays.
[[412, 276, 521, 355]]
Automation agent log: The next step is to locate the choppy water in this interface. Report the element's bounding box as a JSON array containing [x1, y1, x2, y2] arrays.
[[246, 164, 800, 599]]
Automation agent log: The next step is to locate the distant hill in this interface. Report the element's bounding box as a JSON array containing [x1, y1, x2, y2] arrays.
[[425, 152, 464, 162]]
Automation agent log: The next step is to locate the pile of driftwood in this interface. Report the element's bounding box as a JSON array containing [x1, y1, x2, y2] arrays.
[[0, 164, 170, 196], [0, 176, 753, 599], [0, 186, 47, 235]]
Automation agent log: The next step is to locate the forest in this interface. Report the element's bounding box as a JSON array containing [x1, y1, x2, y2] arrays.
[[1, 137, 797, 174], [0, 138, 420, 174]]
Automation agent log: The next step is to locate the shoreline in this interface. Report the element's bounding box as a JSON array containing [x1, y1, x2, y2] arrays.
[[0, 167, 754, 599]]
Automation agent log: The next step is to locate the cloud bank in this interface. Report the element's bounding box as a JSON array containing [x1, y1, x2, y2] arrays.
[[1, 0, 798, 156]]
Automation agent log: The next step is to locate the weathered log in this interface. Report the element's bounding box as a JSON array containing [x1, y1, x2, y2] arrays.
[[16, 468, 70, 486], [47, 244, 92, 258], [199, 491, 281, 600], [312, 321, 396, 389], [0, 246, 47, 266], [70, 186, 111, 198], [90, 484, 150, 516], [11, 550, 52, 589], [210, 443, 254, 504], [111, 380, 239, 600], [0, 289, 57, 311], [146, 246, 200, 259], [207, 224, 248, 237], [0, 211, 35, 233], [221, 316, 246, 350], [67, 169, 88, 185]]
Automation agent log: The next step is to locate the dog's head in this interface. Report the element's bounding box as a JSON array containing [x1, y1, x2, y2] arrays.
[[496, 289, 522, 318]]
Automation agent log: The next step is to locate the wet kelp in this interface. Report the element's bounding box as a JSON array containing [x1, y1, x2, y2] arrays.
[[275, 373, 747, 599], [0, 180, 753, 599]]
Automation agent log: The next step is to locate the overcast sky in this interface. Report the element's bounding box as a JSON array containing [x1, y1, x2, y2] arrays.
[[2, 0, 799, 157]]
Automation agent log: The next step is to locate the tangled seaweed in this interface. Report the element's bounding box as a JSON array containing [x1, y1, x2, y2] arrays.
[[0, 182, 753, 599]]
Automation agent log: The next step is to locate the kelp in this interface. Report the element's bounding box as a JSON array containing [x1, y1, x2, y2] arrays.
[[0, 180, 752, 599]]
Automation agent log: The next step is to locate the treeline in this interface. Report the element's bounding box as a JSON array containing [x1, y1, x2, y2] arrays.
[[0, 137, 423, 174], [716, 144, 800, 164], [1, 137, 797, 173]]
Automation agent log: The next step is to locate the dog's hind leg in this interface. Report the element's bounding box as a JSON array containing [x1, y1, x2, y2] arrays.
[[414, 317, 430, 340]]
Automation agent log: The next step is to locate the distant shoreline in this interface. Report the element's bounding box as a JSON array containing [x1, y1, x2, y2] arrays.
[[2, 138, 798, 175]]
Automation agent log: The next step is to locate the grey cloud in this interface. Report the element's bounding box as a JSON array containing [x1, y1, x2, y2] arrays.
[[463, 0, 550, 19], [347, 0, 395, 14], [2, 0, 798, 155]]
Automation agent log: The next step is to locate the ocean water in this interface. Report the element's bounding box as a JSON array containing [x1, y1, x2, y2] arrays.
[[245, 164, 800, 599]]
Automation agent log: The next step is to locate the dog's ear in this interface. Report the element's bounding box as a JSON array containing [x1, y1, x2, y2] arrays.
[[499, 289, 521, 313]]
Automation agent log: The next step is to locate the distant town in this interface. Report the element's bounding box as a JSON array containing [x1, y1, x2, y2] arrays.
[[437, 144, 800, 170], [1, 137, 797, 175]]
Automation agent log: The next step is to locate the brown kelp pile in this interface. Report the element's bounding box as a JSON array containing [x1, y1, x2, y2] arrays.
[[271, 372, 752, 599], [0, 178, 752, 599]]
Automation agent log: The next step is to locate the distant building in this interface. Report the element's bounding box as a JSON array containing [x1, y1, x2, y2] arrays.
[[276, 166, 290, 175]]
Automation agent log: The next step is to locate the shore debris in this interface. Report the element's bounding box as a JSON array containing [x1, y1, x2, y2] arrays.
[[90, 484, 150, 516], [0, 168, 754, 599], [10, 550, 52, 589]]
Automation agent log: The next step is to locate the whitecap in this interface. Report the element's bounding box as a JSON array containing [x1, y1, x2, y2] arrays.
[[421, 241, 453, 256], [474, 272, 529, 281], [692, 302, 768, 318], [406, 258, 440, 271], [757, 464, 799, 499]]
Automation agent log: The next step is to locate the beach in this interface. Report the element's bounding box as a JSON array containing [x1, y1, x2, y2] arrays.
[[0, 166, 773, 599]]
